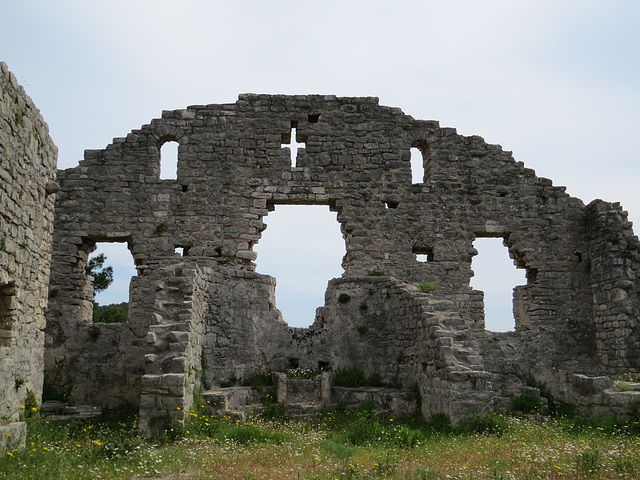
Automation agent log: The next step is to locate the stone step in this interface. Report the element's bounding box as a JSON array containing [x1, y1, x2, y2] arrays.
[[202, 387, 263, 414], [40, 401, 102, 423]]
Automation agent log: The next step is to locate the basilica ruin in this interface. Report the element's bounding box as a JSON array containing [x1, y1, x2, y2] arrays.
[[2, 63, 639, 438]]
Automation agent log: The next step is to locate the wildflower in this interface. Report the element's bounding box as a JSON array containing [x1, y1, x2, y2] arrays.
[[19, 405, 24, 409]]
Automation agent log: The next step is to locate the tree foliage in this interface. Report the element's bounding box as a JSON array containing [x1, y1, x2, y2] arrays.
[[93, 304, 128, 323], [86, 253, 113, 296]]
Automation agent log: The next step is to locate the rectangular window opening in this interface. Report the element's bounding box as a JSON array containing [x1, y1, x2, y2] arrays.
[[0, 283, 17, 347]]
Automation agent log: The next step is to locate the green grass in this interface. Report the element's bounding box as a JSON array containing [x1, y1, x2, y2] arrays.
[[2, 407, 640, 479]]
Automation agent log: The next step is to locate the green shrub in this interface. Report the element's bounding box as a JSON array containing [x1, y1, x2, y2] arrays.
[[260, 403, 289, 422], [555, 403, 577, 419], [513, 389, 542, 413], [334, 366, 367, 387], [154, 222, 168, 236], [367, 372, 383, 387], [576, 449, 602, 476], [338, 293, 351, 304], [417, 281, 438, 293], [525, 375, 556, 413], [426, 413, 452, 433], [22, 390, 39, 419], [458, 413, 509, 436], [220, 375, 238, 388], [346, 402, 380, 445], [394, 425, 426, 448], [244, 372, 273, 389]]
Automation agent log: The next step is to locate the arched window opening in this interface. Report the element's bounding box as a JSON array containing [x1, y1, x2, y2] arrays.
[[410, 147, 424, 184], [470, 237, 526, 332], [254, 205, 345, 328], [87, 242, 137, 323], [160, 140, 179, 180]]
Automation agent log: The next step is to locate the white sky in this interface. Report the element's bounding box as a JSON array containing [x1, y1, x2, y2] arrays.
[[3, 0, 638, 330]]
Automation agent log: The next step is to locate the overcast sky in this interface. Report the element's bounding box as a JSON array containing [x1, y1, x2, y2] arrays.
[[3, 1, 638, 330]]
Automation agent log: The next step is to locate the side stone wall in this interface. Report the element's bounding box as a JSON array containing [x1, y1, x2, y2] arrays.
[[586, 200, 640, 374], [0, 62, 57, 418]]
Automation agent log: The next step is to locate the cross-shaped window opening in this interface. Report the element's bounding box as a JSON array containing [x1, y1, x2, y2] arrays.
[[282, 124, 306, 167]]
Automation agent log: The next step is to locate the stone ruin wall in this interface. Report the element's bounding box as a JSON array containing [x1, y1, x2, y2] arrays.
[[43, 94, 640, 429], [0, 62, 57, 419]]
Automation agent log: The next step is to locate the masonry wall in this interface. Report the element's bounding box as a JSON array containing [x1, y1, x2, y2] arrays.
[[44, 94, 640, 427], [0, 62, 57, 419], [586, 200, 640, 374]]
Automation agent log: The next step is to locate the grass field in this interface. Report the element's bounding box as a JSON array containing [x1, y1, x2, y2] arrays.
[[1, 401, 639, 479]]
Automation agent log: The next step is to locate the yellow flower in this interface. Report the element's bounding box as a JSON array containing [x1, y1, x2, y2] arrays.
[[19, 405, 25, 409]]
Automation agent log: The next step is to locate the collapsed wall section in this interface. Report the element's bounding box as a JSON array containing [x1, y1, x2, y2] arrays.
[[292, 277, 425, 388], [200, 267, 291, 387], [0, 62, 57, 418]]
